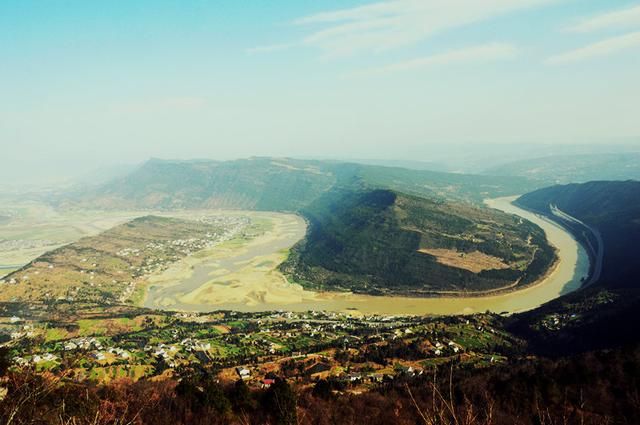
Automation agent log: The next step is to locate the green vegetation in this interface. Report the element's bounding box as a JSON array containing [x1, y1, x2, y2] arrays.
[[76, 157, 540, 210], [518, 180, 640, 289], [1, 176, 640, 425], [3, 305, 638, 425], [2, 307, 514, 385], [60, 157, 557, 297], [282, 187, 554, 295], [511, 181, 640, 355]]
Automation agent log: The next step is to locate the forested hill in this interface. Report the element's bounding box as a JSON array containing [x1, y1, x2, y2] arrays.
[[61, 157, 551, 295], [71, 158, 338, 211], [510, 181, 640, 355], [281, 186, 554, 295], [69, 157, 539, 210], [517, 181, 640, 288]]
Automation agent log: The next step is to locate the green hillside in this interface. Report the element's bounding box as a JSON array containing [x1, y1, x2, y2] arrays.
[[82, 158, 337, 211], [67, 157, 554, 295], [76, 157, 539, 210], [510, 181, 640, 355], [517, 180, 640, 288], [281, 187, 554, 295]]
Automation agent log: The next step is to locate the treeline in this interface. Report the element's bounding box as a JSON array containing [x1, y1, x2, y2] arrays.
[[1, 344, 639, 424]]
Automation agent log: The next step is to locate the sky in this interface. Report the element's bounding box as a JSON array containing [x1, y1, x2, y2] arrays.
[[1, 0, 640, 184]]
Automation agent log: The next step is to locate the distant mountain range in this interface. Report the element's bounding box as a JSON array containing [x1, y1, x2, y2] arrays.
[[483, 152, 640, 184], [68, 157, 540, 210]]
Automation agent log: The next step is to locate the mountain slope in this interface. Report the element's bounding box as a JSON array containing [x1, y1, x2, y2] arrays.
[[65, 157, 554, 295], [0, 216, 233, 304], [281, 186, 554, 295], [78, 158, 337, 211], [510, 181, 640, 355], [517, 180, 640, 288], [356, 164, 539, 202], [72, 157, 540, 211], [484, 153, 640, 184]]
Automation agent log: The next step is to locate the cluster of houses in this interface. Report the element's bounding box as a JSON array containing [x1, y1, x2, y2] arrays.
[[115, 216, 252, 294], [60, 337, 130, 364], [13, 353, 58, 366], [92, 347, 131, 362], [232, 361, 427, 389], [64, 337, 104, 351], [10, 324, 36, 340], [1, 307, 502, 389], [118, 281, 137, 303], [0, 214, 252, 302], [143, 337, 215, 368], [540, 312, 579, 331]]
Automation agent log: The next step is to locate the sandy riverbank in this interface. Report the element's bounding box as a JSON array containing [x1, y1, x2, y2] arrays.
[[143, 197, 590, 315]]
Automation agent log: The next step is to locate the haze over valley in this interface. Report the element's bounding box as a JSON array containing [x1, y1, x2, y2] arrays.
[[2, 1, 640, 424]]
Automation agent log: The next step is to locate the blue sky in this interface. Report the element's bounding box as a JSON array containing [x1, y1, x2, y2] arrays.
[[1, 0, 639, 182]]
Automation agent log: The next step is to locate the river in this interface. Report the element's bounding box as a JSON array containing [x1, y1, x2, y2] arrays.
[[144, 196, 590, 315]]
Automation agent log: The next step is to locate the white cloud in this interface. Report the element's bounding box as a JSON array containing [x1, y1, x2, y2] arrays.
[[547, 31, 640, 64], [251, 0, 556, 58], [351, 42, 517, 76], [565, 5, 640, 33]]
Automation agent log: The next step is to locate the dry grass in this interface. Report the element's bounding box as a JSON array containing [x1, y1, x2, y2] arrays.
[[418, 248, 510, 273]]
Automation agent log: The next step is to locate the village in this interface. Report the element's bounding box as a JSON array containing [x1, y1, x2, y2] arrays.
[[0, 214, 252, 304], [0, 213, 519, 393], [0, 308, 516, 391]]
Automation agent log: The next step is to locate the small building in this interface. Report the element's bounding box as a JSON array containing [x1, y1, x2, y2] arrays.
[[261, 378, 276, 389], [369, 374, 384, 383], [236, 367, 251, 380], [348, 372, 362, 382]]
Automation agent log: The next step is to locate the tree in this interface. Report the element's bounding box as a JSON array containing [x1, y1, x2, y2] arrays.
[[264, 378, 298, 425], [174, 368, 231, 416], [0, 347, 11, 377], [312, 379, 332, 400], [229, 379, 254, 412]]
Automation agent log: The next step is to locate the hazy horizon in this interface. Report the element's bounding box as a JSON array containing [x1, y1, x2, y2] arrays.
[[2, 0, 640, 185]]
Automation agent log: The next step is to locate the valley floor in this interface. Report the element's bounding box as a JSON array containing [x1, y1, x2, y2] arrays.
[[144, 197, 590, 315], [0, 198, 589, 315]]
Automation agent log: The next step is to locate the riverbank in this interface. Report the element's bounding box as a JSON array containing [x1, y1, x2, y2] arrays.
[[143, 212, 308, 310], [143, 196, 590, 315]]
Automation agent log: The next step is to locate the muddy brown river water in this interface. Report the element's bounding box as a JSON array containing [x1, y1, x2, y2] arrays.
[[144, 196, 590, 315]]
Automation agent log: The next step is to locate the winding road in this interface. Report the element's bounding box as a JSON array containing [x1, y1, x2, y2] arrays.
[[549, 204, 603, 287]]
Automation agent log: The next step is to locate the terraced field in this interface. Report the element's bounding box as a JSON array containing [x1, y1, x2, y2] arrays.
[[0, 214, 249, 304]]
